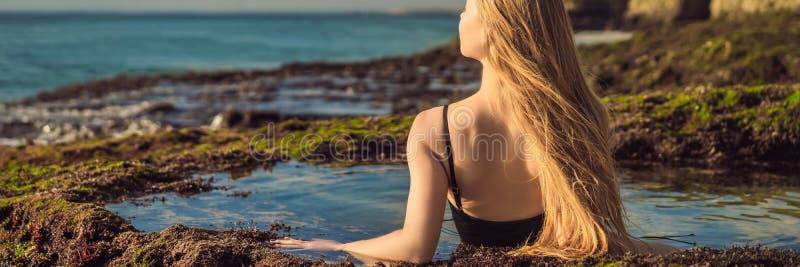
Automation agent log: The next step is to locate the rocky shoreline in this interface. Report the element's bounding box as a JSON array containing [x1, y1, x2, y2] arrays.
[[2, 10, 800, 267], [4, 12, 798, 170], [0, 38, 478, 146]]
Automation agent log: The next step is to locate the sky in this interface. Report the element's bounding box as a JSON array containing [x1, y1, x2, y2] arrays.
[[0, 0, 464, 12]]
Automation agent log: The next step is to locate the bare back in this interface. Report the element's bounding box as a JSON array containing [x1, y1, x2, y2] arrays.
[[432, 95, 545, 222]]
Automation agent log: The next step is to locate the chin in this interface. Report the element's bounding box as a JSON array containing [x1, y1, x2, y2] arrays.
[[459, 46, 476, 60]]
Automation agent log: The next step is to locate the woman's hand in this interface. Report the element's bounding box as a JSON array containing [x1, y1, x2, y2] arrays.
[[268, 237, 344, 251]]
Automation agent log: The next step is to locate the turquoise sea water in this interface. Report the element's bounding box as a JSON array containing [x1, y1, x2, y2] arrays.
[[0, 12, 458, 103]]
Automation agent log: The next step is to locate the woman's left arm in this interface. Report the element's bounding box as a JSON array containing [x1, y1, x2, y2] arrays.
[[271, 110, 449, 264], [339, 111, 449, 264]]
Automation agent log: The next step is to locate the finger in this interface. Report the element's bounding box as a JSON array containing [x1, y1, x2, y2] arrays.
[[271, 239, 306, 247], [269, 237, 292, 242], [274, 245, 303, 249], [270, 240, 303, 247], [270, 241, 296, 246], [273, 242, 303, 248]]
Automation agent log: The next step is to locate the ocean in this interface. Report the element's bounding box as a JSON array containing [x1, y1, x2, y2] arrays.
[[0, 12, 459, 103]]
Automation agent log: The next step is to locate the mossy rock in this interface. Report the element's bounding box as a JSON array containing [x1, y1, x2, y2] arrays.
[[606, 83, 800, 168], [581, 11, 800, 94]]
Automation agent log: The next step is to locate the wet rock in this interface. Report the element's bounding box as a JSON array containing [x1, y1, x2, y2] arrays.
[[0, 121, 36, 139], [209, 110, 281, 130], [108, 224, 304, 266], [0, 195, 137, 266], [227, 191, 253, 198], [143, 101, 177, 114], [413, 244, 800, 266], [0, 195, 321, 266], [607, 84, 800, 170]]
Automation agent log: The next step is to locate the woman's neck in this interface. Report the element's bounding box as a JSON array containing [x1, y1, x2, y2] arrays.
[[477, 60, 500, 96], [473, 60, 505, 116]]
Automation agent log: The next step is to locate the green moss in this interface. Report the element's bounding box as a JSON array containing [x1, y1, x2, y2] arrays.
[[1, 163, 65, 196], [721, 90, 740, 107], [133, 246, 164, 266], [194, 144, 216, 153], [260, 115, 413, 161], [786, 90, 800, 107], [603, 94, 648, 114], [71, 206, 99, 223], [0, 196, 26, 209], [42, 198, 70, 216], [735, 108, 760, 127], [90, 161, 126, 173], [4, 159, 21, 173], [13, 242, 34, 258], [743, 84, 766, 94], [653, 93, 693, 119], [683, 103, 711, 134], [603, 260, 625, 267], [607, 83, 799, 136]]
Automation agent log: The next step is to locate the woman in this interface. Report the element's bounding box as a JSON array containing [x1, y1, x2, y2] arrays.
[[271, 0, 679, 264]]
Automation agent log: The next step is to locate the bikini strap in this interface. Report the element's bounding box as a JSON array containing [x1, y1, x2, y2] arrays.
[[443, 104, 463, 209]]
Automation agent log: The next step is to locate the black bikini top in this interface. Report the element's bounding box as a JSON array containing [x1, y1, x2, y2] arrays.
[[442, 104, 545, 248]]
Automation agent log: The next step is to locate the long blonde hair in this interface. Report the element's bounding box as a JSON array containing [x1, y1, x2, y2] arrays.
[[476, 0, 634, 259]]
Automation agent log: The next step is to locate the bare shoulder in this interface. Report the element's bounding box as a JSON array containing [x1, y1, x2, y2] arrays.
[[412, 106, 445, 129], [629, 239, 682, 255], [408, 106, 446, 139], [406, 106, 447, 157]]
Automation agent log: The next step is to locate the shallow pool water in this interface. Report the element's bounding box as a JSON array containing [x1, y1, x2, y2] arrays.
[[106, 161, 800, 263]]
